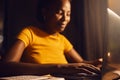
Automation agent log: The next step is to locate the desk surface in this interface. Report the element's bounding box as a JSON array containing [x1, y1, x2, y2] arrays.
[[0, 75, 65, 80], [102, 63, 120, 80], [0, 75, 100, 80]]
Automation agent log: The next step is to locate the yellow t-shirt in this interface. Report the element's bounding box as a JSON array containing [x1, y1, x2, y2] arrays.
[[17, 26, 73, 64]]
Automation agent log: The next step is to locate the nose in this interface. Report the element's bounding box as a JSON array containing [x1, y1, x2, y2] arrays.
[[61, 13, 70, 22]]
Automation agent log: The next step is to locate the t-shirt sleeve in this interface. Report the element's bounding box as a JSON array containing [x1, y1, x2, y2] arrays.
[[63, 36, 73, 53], [17, 27, 32, 47]]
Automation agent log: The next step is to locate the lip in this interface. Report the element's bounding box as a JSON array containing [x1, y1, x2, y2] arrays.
[[59, 24, 66, 28], [59, 23, 66, 26], [61, 24, 66, 26], [57, 22, 67, 29]]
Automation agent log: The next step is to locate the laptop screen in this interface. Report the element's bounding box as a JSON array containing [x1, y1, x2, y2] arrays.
[[102, 8, 120, 80]]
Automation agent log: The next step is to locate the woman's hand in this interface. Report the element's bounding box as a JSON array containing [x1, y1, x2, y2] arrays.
[[51, 63, 101, 78], [83, 58, 103, 68], [92, 58, 103, 68]]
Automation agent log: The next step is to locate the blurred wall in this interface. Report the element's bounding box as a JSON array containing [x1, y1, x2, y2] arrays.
[[0, 0, 4, 32], [3, 0, 39, 52], [109, 0, 120, 16], [0, 0, 4, 48]]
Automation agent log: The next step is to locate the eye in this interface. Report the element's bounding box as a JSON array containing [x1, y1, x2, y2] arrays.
[[56, 10, 63, 15]]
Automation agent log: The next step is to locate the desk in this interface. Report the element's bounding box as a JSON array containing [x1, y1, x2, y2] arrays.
[[0, 75, 101, 80], [0, 75, 65, 80], [102, 63, 120, 80]]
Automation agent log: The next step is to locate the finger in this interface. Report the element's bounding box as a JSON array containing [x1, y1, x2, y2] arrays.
[[62, 63, 101, 74], [75, 67, 98, 75], [73, 64, 100, 74], [80, 65, 101, 74]]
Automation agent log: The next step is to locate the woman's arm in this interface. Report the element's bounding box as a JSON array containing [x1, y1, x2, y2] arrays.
[[65, 48, 102, 67], [3, 39, 25, 62], [0, 62, 100, 77], [65, 48, 84, 63], [1, 40, 100, 77], [0, 62, 58, 77]]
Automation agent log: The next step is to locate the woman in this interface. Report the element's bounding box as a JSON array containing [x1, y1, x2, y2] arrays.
[[1, 0, 101, 77]]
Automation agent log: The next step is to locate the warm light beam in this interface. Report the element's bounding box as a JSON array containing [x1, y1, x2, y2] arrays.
[[107, 8, 120, 19]]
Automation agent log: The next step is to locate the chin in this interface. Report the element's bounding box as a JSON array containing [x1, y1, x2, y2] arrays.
[[57, 29, 64, 33], [56, 26, 66, 32], [60, 27, 66, 32]]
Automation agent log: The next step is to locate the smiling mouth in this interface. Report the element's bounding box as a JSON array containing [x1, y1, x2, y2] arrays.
[[59, 23, 66, 27], [60, 25, 66, 29], [57, 22, 67, 29]]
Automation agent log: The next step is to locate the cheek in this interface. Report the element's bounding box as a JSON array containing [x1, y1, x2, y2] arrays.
[[54, 15, 62, 21], [56, 15, 71, 23], [67, 17, 71, 23], [49, 16, 61, 25], [50, 17, 59, 24], [47, 14, 71, 25]]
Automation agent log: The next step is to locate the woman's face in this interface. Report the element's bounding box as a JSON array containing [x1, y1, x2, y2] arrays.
[[44, 0, 71, 33]]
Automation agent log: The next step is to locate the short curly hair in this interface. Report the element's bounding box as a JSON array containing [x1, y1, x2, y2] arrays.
[[36, 0, 71, 23]]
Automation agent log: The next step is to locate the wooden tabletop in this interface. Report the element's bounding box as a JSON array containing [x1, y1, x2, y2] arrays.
[[0, 75, 65, 80], [102, 63, 120, 80]]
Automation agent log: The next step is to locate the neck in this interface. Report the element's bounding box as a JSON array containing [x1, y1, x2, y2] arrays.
[[39, 24, 58, 36]]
